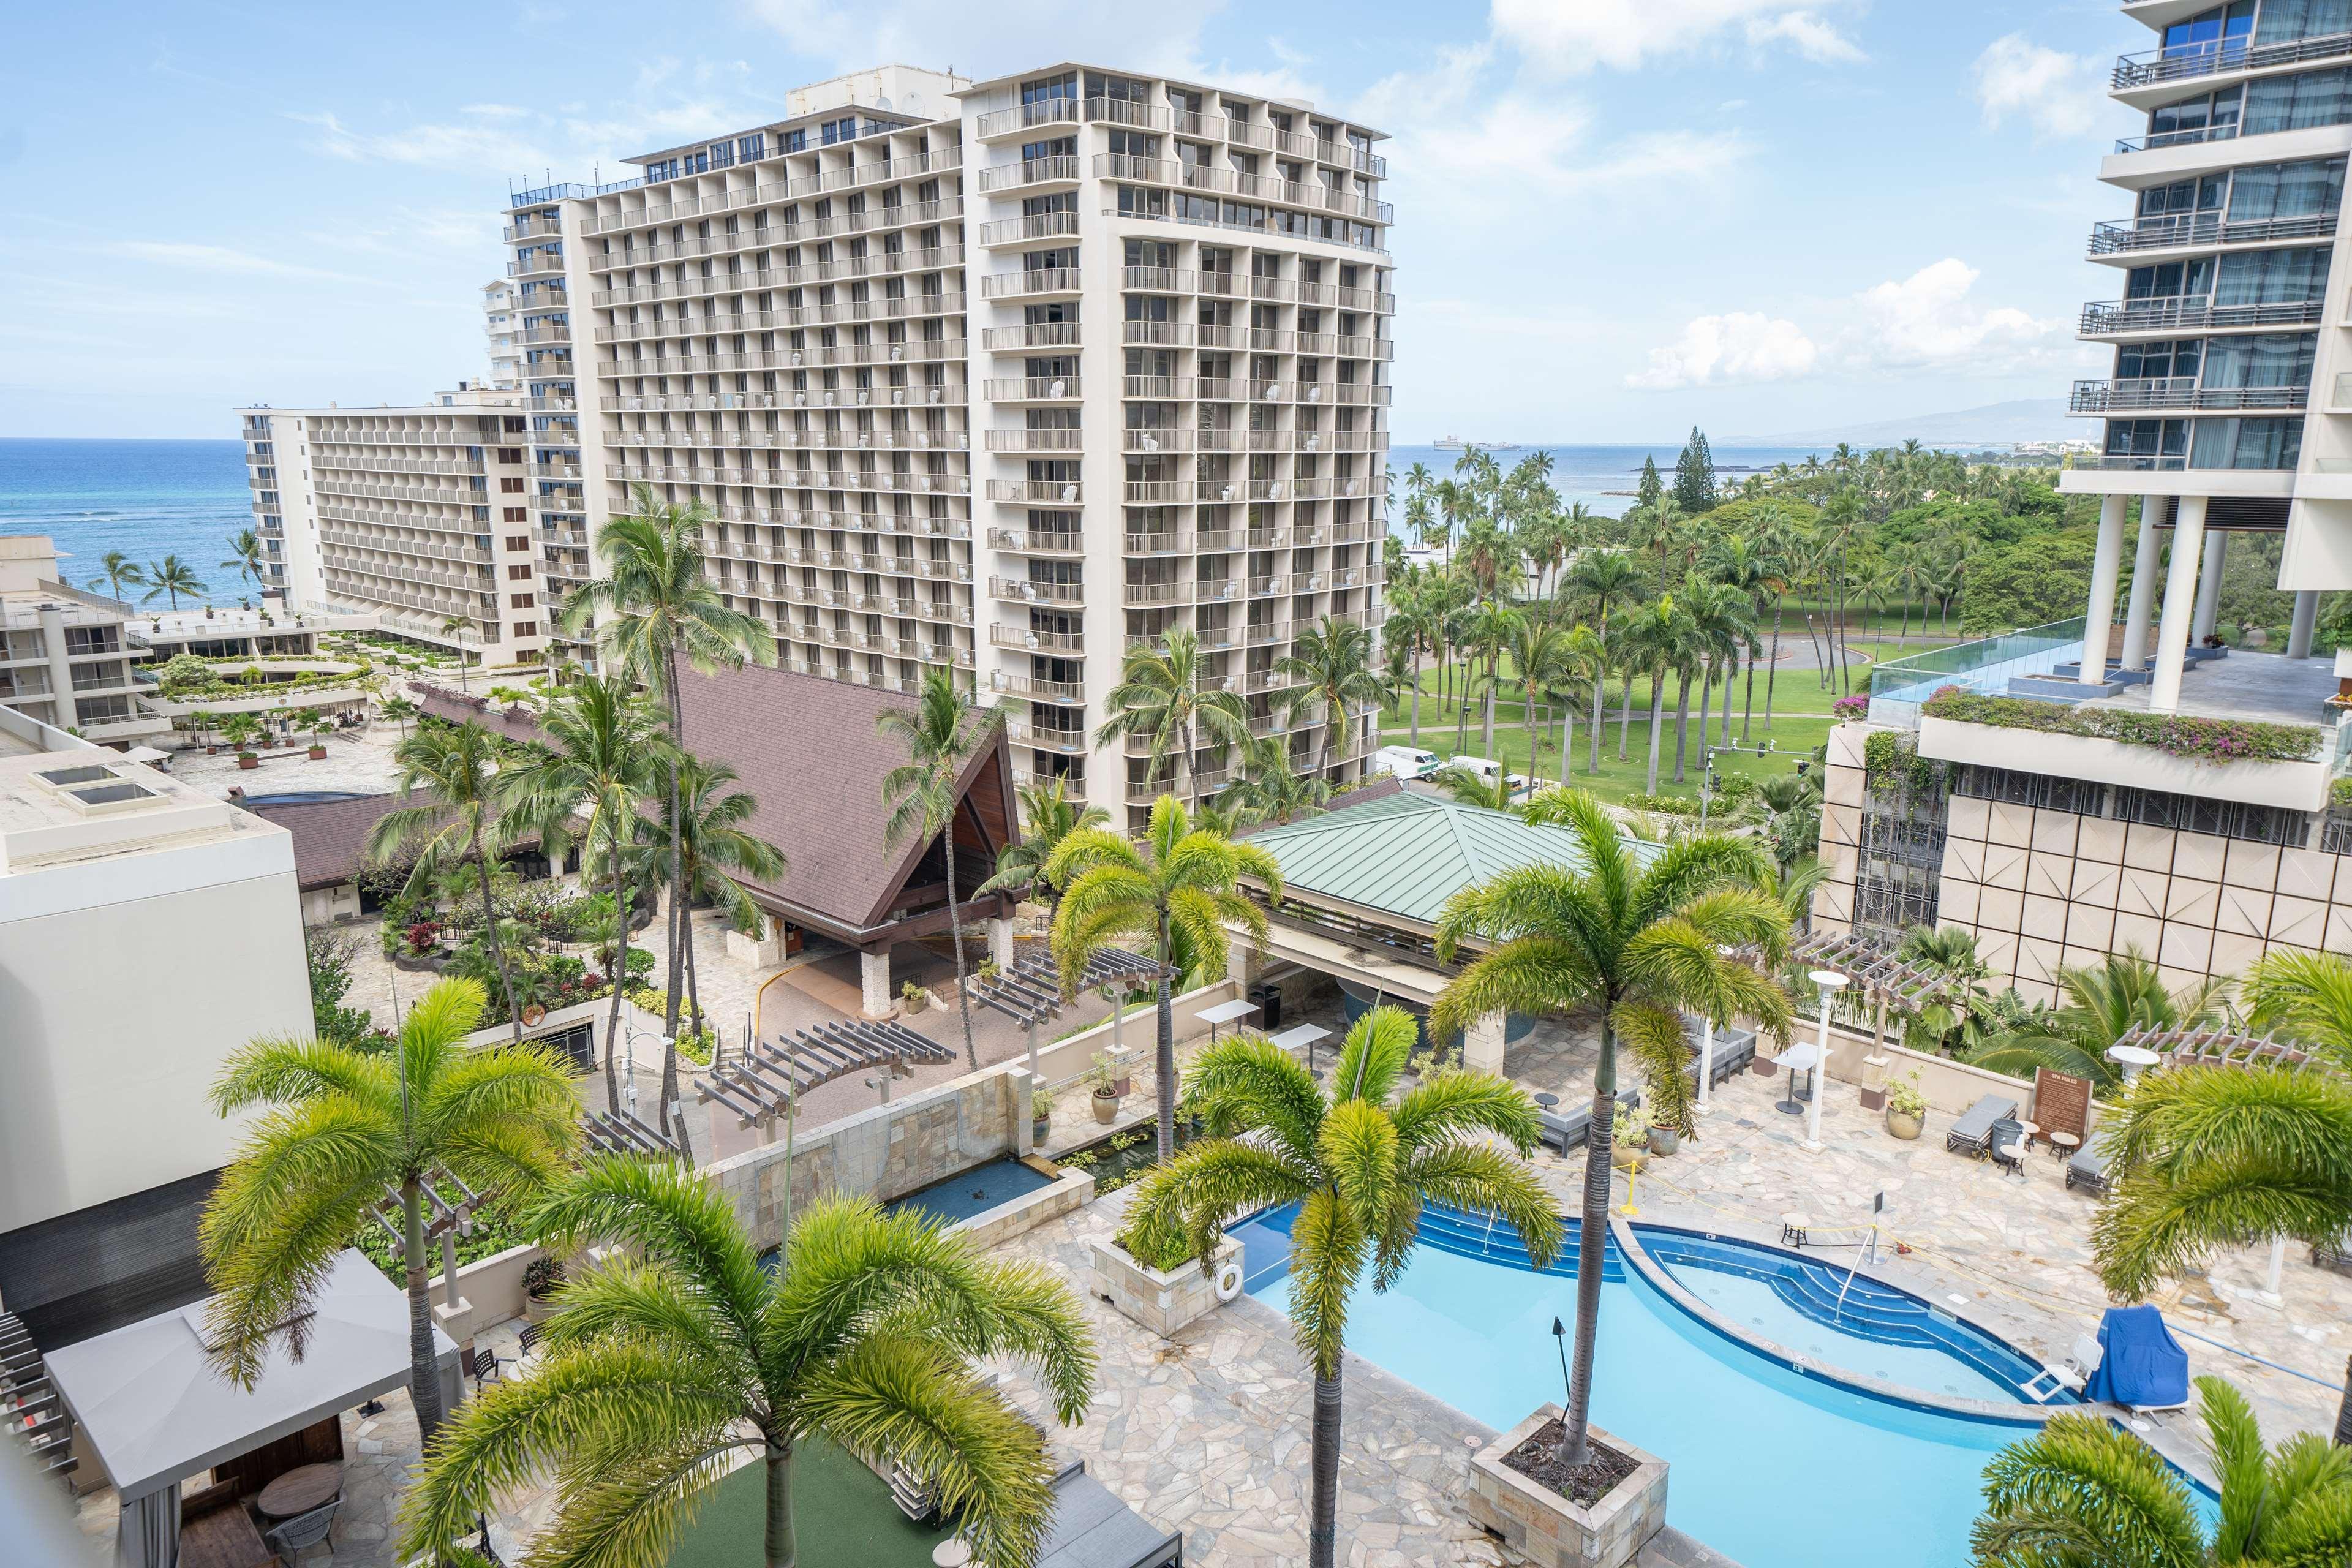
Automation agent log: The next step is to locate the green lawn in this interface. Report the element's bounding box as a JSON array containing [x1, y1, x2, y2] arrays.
[[1381, 708, 1832, 810], [666, 1439, 952, 1568]]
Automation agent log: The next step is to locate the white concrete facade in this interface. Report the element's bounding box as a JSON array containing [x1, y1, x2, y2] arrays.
[[0, 538, 169, 745], [509, 61, 1393, 827], [484, 279, 523, 390], [238, 390, 549, 666]]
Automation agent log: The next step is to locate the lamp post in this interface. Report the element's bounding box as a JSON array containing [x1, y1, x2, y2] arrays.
[[2106, 1043, 2160, 1086], [1805, 970, 1850, 1153]]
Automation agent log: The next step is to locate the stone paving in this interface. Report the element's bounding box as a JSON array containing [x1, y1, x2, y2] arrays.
[[171, 718, 411, 800]]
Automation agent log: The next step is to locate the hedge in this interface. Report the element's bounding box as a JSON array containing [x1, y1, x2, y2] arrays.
[[1920, 686, 2321, 764]]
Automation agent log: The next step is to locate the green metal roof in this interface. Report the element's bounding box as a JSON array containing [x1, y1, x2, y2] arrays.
[[1245, 794, 1662, 927]]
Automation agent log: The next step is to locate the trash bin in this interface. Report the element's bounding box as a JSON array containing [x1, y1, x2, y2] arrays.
[[1250, 984, 1281, 1032]]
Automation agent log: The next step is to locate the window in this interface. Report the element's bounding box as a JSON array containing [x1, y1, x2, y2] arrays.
[[514, 622, 538, 639], [2227, 156, 2346, 221], [508, 564, 533, 581], [2190, 415, 2304, 467], [820, 116, 858, 146], [738, 132, 766, 162], [500, 477, 525, 493], [783, 128, 805, 153], [497, 447, 522, 461], [504, 507, 528, 522], [505, 535, 530, 551], [510, 593, 536, 609]]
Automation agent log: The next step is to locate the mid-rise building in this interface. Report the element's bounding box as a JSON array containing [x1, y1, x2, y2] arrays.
[[505, 61, 1394, 827], [238, 387, 548, 665], [0, 537, 170, 745], [484, 279, 524, 390], [1812, 3, 2352, 1004]]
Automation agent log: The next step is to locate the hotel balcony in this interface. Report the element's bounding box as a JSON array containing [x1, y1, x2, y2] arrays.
[[2111, 32, 2352, 99], [982, 322, 1082, 352], [977, 211, 1080, 247], [986, 526, 1085, 556], [2068, 378, 2310, 414], [2078, 296, 2326, 337], [974, 99, 1082, 140], [989, 576, 1084, 605], [981, 267, 1084, 301], [990, 624, 1085, 655], [988, 479, 1084, 504], [1123, 580, 1194, 607], [990, 669, 1085, 706], [983, 429, 1084, 451], [974, 155, 1082, 195], [2087, 211, 2339, 258], [982, 376, 1083, 402], [1006, 720, 1091, 756]]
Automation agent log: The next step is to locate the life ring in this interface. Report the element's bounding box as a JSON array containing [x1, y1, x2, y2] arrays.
[[520, 1003, 548, 1027], [1212, 1256, 1245, 1302]]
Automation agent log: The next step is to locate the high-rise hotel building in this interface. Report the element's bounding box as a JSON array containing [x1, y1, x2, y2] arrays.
[[505, 63, 1394, 827]]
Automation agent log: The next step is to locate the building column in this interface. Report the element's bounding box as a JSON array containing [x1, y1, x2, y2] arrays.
[[1462, 1012, 1507, 1075], [2118, 497, 2164, 671], [859, 947, 892, 1017], [2191, 528, 2229, 643], [2079, 494, 2127, 686], [987, 916, 1016, 972], [2288, 589, 2320, 658], [2149, 497, 2209, 715]]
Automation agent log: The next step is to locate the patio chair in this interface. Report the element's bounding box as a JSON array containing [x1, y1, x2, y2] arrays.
[[1537, 1090, 1640, 1153], [1944, 1093, 2019, 1157], [2019, 1333, 2105, 1403], [1986, 1118, 2027, 1178], [2065, 1141, 2111, 1197], [464, 1345, 502, 1393], [263, 1496, 341, 1566]]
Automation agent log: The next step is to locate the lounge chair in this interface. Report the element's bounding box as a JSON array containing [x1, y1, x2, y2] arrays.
[[2020, 1333, 2106, 1402], [1538, 1090, 1641, 1153], [1987, 1118, 2028, 1178], [1680, 1015, 1757, 1090], [2065, 1141, 2111, 1197], [1945, 1093, 2019, 1156]]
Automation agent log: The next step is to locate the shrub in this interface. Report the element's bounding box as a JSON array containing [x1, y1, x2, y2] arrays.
[[1116, 1204, 1196, 1272], [623, 946, 655, 981], [1623, 791, 1702, 816], [1863, 731, 1938, 796], [404, 921, 442, 956], [1831, 694, 1870, 720], [522, 1254, 565, 1300], [1885, 1072, 1928, 1119], [1921, 686, 2321, 764]]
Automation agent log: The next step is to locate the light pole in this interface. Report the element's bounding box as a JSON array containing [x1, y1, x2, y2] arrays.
[[1696, 738, 1788, 829], [1805, 970, 1850, 1153]]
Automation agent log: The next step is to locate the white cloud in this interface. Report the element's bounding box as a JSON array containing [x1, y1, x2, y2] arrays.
[[289, 110, 548, 171], [1628, 312, 1819, 390], [99, 241, 363, 285], [1494, 0, 1866, 74], [1838, 258, 2067, 374], [1972, 34, 2105, 139]]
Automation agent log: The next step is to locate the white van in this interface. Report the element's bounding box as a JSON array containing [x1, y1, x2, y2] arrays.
[[1374, 745, 1441, 781], [1447, 754, 1532, 799]]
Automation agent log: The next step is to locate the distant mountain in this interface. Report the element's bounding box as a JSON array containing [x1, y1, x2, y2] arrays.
[[1730, 399, 2073, 450]]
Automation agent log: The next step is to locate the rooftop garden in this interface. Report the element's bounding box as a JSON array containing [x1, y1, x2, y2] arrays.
[[1920, 685, 2323, 765]]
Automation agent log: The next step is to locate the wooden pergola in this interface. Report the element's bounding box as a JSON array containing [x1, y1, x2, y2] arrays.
[[1790, 929, 1944, 1049], [2110, 1023, 2333, 1076], [968, 948, 1168, 1071], [693, 1018, 957, 1133], [581, 1108, 687, 1160]]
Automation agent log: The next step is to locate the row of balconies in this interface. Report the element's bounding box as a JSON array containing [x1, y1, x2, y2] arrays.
[[316, 501, 493, 537], [978, 375, 1389, 409], [589, 199, 965, 266], [601, 387, 968, 412], [317, 479, 489, 507], [598, 339, 965, 376], [2087, 211, 2336, 258], [973, 321, 1390, 358], [983, 518, 1381, 556], [527, 395, 578, 412], [605, 461, 969, 494], [311, 442, 491, 466], [576, 148, 968, 235], [1115, 200, 1391, 260], [970, 96, 1386, 178], [708, 573, 975, 624], [595, 293, 965, 341], [322, 556, 493, 592], [763, 627, 974, 668], [697, 541, 976, 581], [2078, 297, 2326, 336], [985, 569, 1378, 609], [1082, 155, 1392, 224], [705, 504, 971, 538], [609, 426, 968, 453], [1113, 266, 1395, 313], [522, 324, 571, 345], [978, 475, 1382, 505], [973, 426, 1384, 454], [2067, 379, 2310, 414], [317, 528, 494, 565], [508, 251, 565, 279], [590, 246, 965, 306]]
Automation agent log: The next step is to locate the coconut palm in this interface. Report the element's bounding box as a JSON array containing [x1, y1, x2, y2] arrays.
[[1383, 589, 1436, 744], [977, 775, 1110, 911], [1046, 794, 1282, 1161], [200, 978, 578, 1453], [1738, 771, 1824, 873], [221, 529, 266, 590], [140, 554, 208, 611], [2243, 948, 2352, 1071], [1094, 626, 1249, 810], [1619, 593, 1695, 796], [1430, 764, 1520, 810], [1564, 549, 1643, 770], [367, 720, 528, 1041], [1126, 1007, 1561, 1568], [1974, 952, 2229, 1094], [1505, 618, 1574, 780], [499, 676, 671, 1110], [442, 616, 475, 692], [398, 1161, 1096, 1568], [378, 694, 419, 737], [1431, 788, 1792, 1470], [1972, 1376, 2352, 1564], [88, 551, 145, 602], [880, 669, 1011, 1074], [1216, 736, 1332, 826], [654, 752, 787, 1055], [564, 483, 775, 1120], [1275, 614, 1386, 782]]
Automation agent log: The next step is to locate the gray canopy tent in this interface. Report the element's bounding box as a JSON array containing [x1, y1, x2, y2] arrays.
[[43, 1250, 459, 1568]]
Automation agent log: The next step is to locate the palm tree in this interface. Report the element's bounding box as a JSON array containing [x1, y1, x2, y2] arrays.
[[564, 483, 776, 1115], [1217, 736, 1332, 826], [1430, 764, 1520, 810], [1974, 952, 2228, 1094], [441, 616, 475, 692], [1678, 581, 1755, 783], [1128, 1008, 1561, 1568], [1276, 614, 1386, 783], [2243, 948, 2352, 1070], [1046, 794, 1282, 1161], [1383, 590, 1436, 744], [1094, 627, 1248, 810], [367, 720, 528, 1041], [1430, 790, 1792, 1470], [976, 775, 1110, 911], [880, 669, 1010, 1074], [1973, 1376, 2352, 1563], [1564, 549, 1642, 770], [499, 676, 670, 1110], [140, 554, 208, 611], [656, 752, 787, 1054], [398, 1161, 1096, 1568], [1738, 772, 1824, 873], [1620, 594, 1694, 796], [88, 551, 145, 602], [378, 694, 419, 737], [200, 978, 578, 1453], [1744, 504, 1801, 731], [220, 529, 266, 591]]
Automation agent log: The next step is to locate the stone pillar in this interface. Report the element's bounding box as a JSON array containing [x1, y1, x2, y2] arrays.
[[2150, 497, 2207, 715], [859, 947, 892, 1017], [2079, 494, 2127, 686], [726, 914, 785, 968], [1462, 1012, 1507, 1074], [2191, 527, 2228, 643], [2288, 589, 2319, 658], [1013, 1068, 1037, 1155], [988, 916, 1016, 971], [39, 607, 75, 732], [2118, 497, 2163, 671]]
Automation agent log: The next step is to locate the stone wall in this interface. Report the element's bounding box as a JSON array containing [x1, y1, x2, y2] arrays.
[[705, 1064, 1031, 1251]]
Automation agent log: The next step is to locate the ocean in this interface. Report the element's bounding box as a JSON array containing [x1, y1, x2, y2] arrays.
[[1, 439, 252, 605], [0, 437, 1842, 605]]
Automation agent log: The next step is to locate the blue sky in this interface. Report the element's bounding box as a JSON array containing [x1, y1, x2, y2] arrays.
[[1, 1, 2141, 443]]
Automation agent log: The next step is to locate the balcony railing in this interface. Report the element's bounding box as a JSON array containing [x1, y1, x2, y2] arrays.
[[2068, 377, 2310, 413], [983, 377, 1082, 401], [2089, 211, 2338, 254], [2078, 296, 2327, 334], [2113, 31, 2352, 90], [2114, 124, 2242, 154], [976, 155, 1083, 193], [2074, 452, 2189, 472]]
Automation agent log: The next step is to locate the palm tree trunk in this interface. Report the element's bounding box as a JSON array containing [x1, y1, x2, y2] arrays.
[[401, 1178, 447, 1452], [1555, 1020, 1616, 1471], [765, 1442, 796, 1568], [1645, 673, 1667, 795], [1153, 908, 1177, 1162], [1589, 666, 1605, 774], [473, 834, 523, 1044], [603, 823, 627, 1114], [944, 810, 979, 1073], [2333, 1357, 2351, 1446], [1670, 668, 1691, 786], [1743, 609, 1760, 741], [1408, 656, 1422, 744], [1617, 670, 1634, 762], [1481, 670, 1496, 758], [1694, 662, 1713, 777], [1308, 1367, 1344, 1568], [660, 654, 692, 1159], [1765, 603, 1785, 733]]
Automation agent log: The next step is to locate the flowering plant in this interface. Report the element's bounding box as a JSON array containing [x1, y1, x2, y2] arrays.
[[1831, 695, 1870, 720], [1921, 688, 2320, 764]]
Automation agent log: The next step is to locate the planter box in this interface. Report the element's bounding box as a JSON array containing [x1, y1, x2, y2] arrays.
[[1918, 712, 2329, 813], [1088, 1233, 1242, 1339], [1466, 1406, 1668, 1568]]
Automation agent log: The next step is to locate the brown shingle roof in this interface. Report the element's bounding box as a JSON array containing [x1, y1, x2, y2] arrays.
[[246, 793, 403, 891]]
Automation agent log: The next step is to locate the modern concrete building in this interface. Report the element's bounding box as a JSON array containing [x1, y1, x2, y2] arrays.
[[238, 387, 548, 666], [484, 279, 524, 390], [505, 61, 1394, 828], [0, 538, 171, 746]]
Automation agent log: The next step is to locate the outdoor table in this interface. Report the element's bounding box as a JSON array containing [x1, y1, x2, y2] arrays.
[[1532, 1093, 1559, 1111], [1773, 1042, 1821, 1116], [932, 1539, 973, 1567], [2048, 1129, 2081, 1162], [1270, 1023, 1330, 1074], [255, 1462, 342, 1520], [1197, 998, 1257, 1043], [2015, 1120, 2040, 1156]]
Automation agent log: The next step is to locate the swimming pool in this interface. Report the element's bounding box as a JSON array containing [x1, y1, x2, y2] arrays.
[[1236, 1203, 2053, 1568]]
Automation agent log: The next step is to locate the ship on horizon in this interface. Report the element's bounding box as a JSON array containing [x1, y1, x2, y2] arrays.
[[1432, 435, 1521, 452]]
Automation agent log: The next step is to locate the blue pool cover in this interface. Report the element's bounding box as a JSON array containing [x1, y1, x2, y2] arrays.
[[2084, 1305, 2190, 1409]]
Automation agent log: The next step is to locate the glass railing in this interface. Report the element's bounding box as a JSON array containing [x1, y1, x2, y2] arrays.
[[1865, 617, 2087, 729]]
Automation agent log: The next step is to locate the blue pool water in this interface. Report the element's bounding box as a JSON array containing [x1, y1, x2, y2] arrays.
[[1237, 1204, 2051, 1568], [881, 1156, 1055, 1226]]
